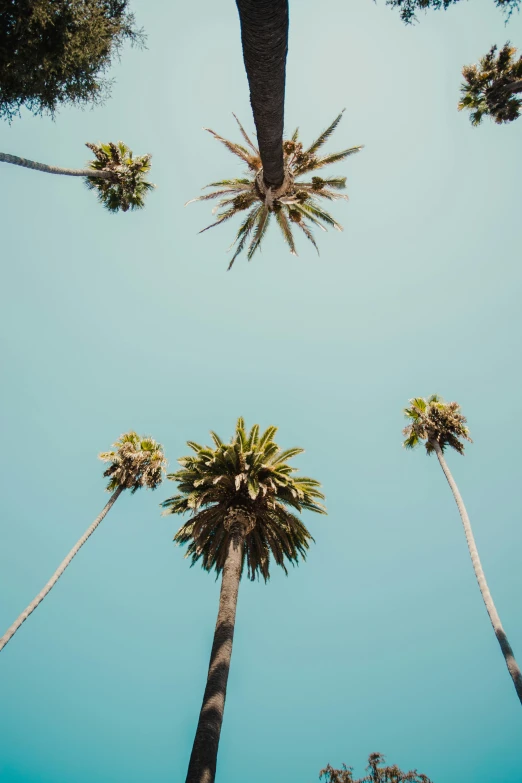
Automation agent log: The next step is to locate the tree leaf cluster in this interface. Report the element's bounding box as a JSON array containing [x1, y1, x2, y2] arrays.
[[402, 395, 472, 455], [319, 753, 432, 783], [99, 431, 167, 493], [0, 0, 144, 121]]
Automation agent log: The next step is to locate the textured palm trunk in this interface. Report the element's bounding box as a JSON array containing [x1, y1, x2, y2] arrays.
[[0, 486, 123, 654], [235, 0, 288, 189], [0, 152, 111, 178], [433, 441, 522, 704], [185, 528, 244, 783], [500, 79, 522, 95]]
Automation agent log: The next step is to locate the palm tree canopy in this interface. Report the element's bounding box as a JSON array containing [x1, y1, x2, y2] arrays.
[[402, 395, 472, 455], [188, 112, 362, 269], [162, 417, 326, 581], [459, 43, 522, 125], [320, 753, 432, 783], [99, 431, 167, 493], [85, 141, 154, 212]]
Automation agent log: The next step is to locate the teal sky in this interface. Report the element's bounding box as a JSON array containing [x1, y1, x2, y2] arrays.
[[1, 1, 521, 781]]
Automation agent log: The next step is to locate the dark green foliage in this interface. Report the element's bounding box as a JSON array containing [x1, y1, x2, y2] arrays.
[[386, 0, 519, 24], [320, 753, 433, 783], [459, 43, 522, 125], [85, 141, 154, 212], [162, 417, 326, 581], [0, 0, 144, 121], [402, 395, 472, 455]]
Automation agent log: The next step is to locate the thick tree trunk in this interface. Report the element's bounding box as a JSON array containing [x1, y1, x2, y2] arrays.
[[235, 0, 288, 189], [185, 529, 244, 783], [0, 486, 123, 654], [0, 152, 111, 178], [433, 442, 522, 705]]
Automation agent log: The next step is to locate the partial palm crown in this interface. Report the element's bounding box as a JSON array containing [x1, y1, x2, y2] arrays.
[[85, 141, 154, 212], [459, 43, 522, 125], [99, 431, 167, 492], [188, 111, 362, 269], [162, 418, 326, 580], [402, 395, 472, 455]]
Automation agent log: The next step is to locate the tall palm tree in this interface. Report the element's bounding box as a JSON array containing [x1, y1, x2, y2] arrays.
[[235, 0, 289, 189], [403, 395, 522, 705], [163, 418, 325, 783], [0, 432, 166, 654], [459, 43, 522, 125], [188, 112, 362, 268], [319, 752, 432, 783], [0, 141, 154, 212]]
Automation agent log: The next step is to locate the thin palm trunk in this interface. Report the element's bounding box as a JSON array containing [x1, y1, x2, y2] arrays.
[[0, 152, 111, 178], [500, 79, 522, 95], [185, 530, 244, 783], [0, 486, 123, 653], [433, 441, 522, 704], [235, 0, 288, 189]]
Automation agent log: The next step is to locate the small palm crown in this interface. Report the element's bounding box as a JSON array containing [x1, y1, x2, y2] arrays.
[[320, 752, 432, 783], [459, 43, 522, 125], [162, 417, 326, 580], [187, 112, 362, 269], [99, 432, 167, 493], [85, 141, 154, 212], [402, 395, 472, 455]]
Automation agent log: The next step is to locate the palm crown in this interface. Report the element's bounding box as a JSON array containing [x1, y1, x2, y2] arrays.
[[99, 431, 167, 492], [85, 141, 154, 212], [320, 753, 432, 783], [402, 395, 472, 455], [162, 417, 326, 580], [459, 43, 522, 125], [188, 112, 362, 269]]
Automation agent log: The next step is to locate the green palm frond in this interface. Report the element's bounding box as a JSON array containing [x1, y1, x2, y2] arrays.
[[99, 431, 167, 492], [85, 141, 154, 213], [402, 396, 472, 455], [162, 418, 325, 581], [188, 112, 362, 268]]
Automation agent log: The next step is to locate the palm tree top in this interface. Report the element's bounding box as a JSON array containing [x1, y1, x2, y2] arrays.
[[402, 395, 472, 455], [85, 141, 155, 212], [162, 417, 326, 581], [99, 431, 167, 492], [187, 112, 362, 269], [459, 43, 522, 125], [320, 752, 432, 782]]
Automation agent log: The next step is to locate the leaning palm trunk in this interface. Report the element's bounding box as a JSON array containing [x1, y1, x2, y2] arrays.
[[185, 528, 244, 783], [433, 441, 522, 704], [0, 486, 123, 653], [0, 152, 111, 179], [235, 0, 288, 189]]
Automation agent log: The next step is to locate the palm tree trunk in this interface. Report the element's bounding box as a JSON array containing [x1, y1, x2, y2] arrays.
[[433, 441, 522, 705], [501, 79, 522, 95], [0, 486, 123, 654], [235, 0, 289, 189], [185, 529, 244, 783], [0, 152, 111, 178]]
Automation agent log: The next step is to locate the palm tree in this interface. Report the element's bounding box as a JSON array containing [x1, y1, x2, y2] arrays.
[[235, 0, 289, 189], [188, 112, 362, 268], [163, 417, 326, 783], [0, 141, 154, 212], [319, 753, 432, 782], [403, 395, 522, 705], [0, 432, 166, 654], [459, 43, 522, 125]]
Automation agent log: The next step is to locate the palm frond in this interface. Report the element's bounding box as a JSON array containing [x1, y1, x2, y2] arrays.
[[304, 110, 345, 156], [275, 209, 297, 255]]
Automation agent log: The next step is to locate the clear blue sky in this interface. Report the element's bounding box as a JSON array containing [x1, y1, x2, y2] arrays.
[[1, 0, 521, 781]]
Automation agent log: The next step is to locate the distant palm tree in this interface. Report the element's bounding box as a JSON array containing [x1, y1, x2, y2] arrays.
[[188, 112, 362, 268], [403, 395, 522, 705], [0, 432, 166, 654], [459, 43, 522, 125], [319, 752, 432, 782], [163, 417, 325, 783], [0, 141, 154, 212], [235, 0, 289, 189]]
